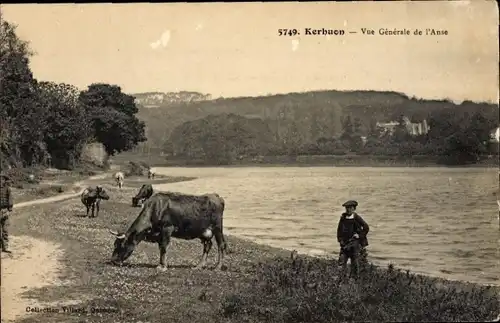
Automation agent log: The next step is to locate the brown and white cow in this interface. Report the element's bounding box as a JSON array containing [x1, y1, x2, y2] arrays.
[[109, 191, 227, 270]]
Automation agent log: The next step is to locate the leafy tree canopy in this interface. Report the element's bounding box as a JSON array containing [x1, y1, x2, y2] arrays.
[[79, 83, 146, 156]]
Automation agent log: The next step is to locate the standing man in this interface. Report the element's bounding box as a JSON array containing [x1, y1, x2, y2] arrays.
[[336, 200, 370, 279], [0, 173, 14, 254]]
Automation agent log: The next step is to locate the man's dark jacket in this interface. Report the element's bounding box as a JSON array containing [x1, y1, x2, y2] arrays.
[[0, 183, 13, 210], [336, 212, 369, 247]]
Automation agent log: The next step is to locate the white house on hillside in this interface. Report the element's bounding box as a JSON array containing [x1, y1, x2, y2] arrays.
[[402, 116, 430, 136], [376, 116, 430, 137]]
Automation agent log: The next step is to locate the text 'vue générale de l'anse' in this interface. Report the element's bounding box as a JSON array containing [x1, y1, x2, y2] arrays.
[[278, 28, 449, 36]]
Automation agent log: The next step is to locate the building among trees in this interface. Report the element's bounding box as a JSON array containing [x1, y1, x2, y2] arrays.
[[376, 116, 430, 137]]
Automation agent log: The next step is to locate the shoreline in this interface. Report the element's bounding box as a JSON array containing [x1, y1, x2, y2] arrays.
[[114, 152, 499, 168], [161, 162, 498, 169], [227, 236, 500, 288], [4, 167, 499, 323]]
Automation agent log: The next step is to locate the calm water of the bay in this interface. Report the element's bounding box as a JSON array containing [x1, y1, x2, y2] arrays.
[[154, 166, 499, 285]]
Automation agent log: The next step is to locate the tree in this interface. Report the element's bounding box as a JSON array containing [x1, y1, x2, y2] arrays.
[[0, 12, 47, 166], [340, 115, 353, 140], [79, 83, 146, 155], [367, 119, 382, 139], [353, 117, 363, 135], [392, 115, 409, 143], [340, 115, 363, 152], [169, 114, 275, 164], [79, 83, 138, 116], [427, 109, 497, 165], [37, 81, 92, 169], [283, 121, 304, 156]]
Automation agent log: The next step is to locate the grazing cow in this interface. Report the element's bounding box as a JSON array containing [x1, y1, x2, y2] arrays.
[[114, 171, 125, 189], [108, 191, 227, 270], [132, 184, 154, 207], [147, 168, 156, 180], [81, 186, 110, 218]]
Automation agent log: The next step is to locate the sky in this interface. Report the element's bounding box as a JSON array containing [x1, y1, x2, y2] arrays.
[[2, 1, 499, 103]]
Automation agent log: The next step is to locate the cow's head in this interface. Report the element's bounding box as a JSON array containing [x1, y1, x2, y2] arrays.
[[96, 186, 110, 200], [132, 185, 150, 207], [108, 229, 135, 264], [132, 197, 139, 207]]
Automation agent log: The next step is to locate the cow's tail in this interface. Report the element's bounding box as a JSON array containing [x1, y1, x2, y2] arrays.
[[219, 195, 228, 253]]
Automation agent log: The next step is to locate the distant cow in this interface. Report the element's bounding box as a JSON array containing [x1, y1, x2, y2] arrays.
[[81, 186, 110, 218], [132, 184, 154, 207], [114, 172, 125, 189], [148, 168, 156, 179], [108, 192, 227, 270]]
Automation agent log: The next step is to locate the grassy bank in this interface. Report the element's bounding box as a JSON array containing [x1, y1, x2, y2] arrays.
[[221, 258, 499, 323], [9, 180, 499, 323], [6, 155, 195, 204], [110, 150, 168, 168], [7, 165, 105, 204]]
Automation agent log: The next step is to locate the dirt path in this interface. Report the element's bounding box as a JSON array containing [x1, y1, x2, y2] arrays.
[[1, 172, 111, 323], [11, 173, 110, 210], [1, 237, 65, 322]]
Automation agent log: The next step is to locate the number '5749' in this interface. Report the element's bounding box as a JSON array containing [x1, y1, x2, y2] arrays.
[[278, 29, 299, 36]]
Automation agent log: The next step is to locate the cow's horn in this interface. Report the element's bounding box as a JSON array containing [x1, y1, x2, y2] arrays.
[[117, 234, 126, 239], [108, 229, 119, 236]]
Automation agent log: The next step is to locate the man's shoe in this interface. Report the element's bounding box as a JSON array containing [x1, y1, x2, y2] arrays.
[[2, 249, 12, 253]]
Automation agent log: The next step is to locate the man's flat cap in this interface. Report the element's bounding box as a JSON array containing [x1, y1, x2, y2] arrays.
[[342, 200, 358, 207]]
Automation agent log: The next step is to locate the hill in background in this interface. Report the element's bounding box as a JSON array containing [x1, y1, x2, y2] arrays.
[[133, 90, 498, 149]]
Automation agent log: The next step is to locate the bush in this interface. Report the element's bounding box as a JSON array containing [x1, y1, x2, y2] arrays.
[[123, 161, 149, 177], [70, 159, 105, 177], [5, 167, 43, 186], [32, 185, 65, 196], [221, 256, 499, 322]]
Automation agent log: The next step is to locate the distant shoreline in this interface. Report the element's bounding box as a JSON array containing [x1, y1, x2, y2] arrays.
[[119, 153, 499, 168]]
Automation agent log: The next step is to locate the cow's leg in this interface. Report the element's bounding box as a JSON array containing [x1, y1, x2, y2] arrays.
[[194, 239, 212, 269], [157, 226, 173, 271], [95, 200, 100, 218], [213, 228, 225, 270]]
